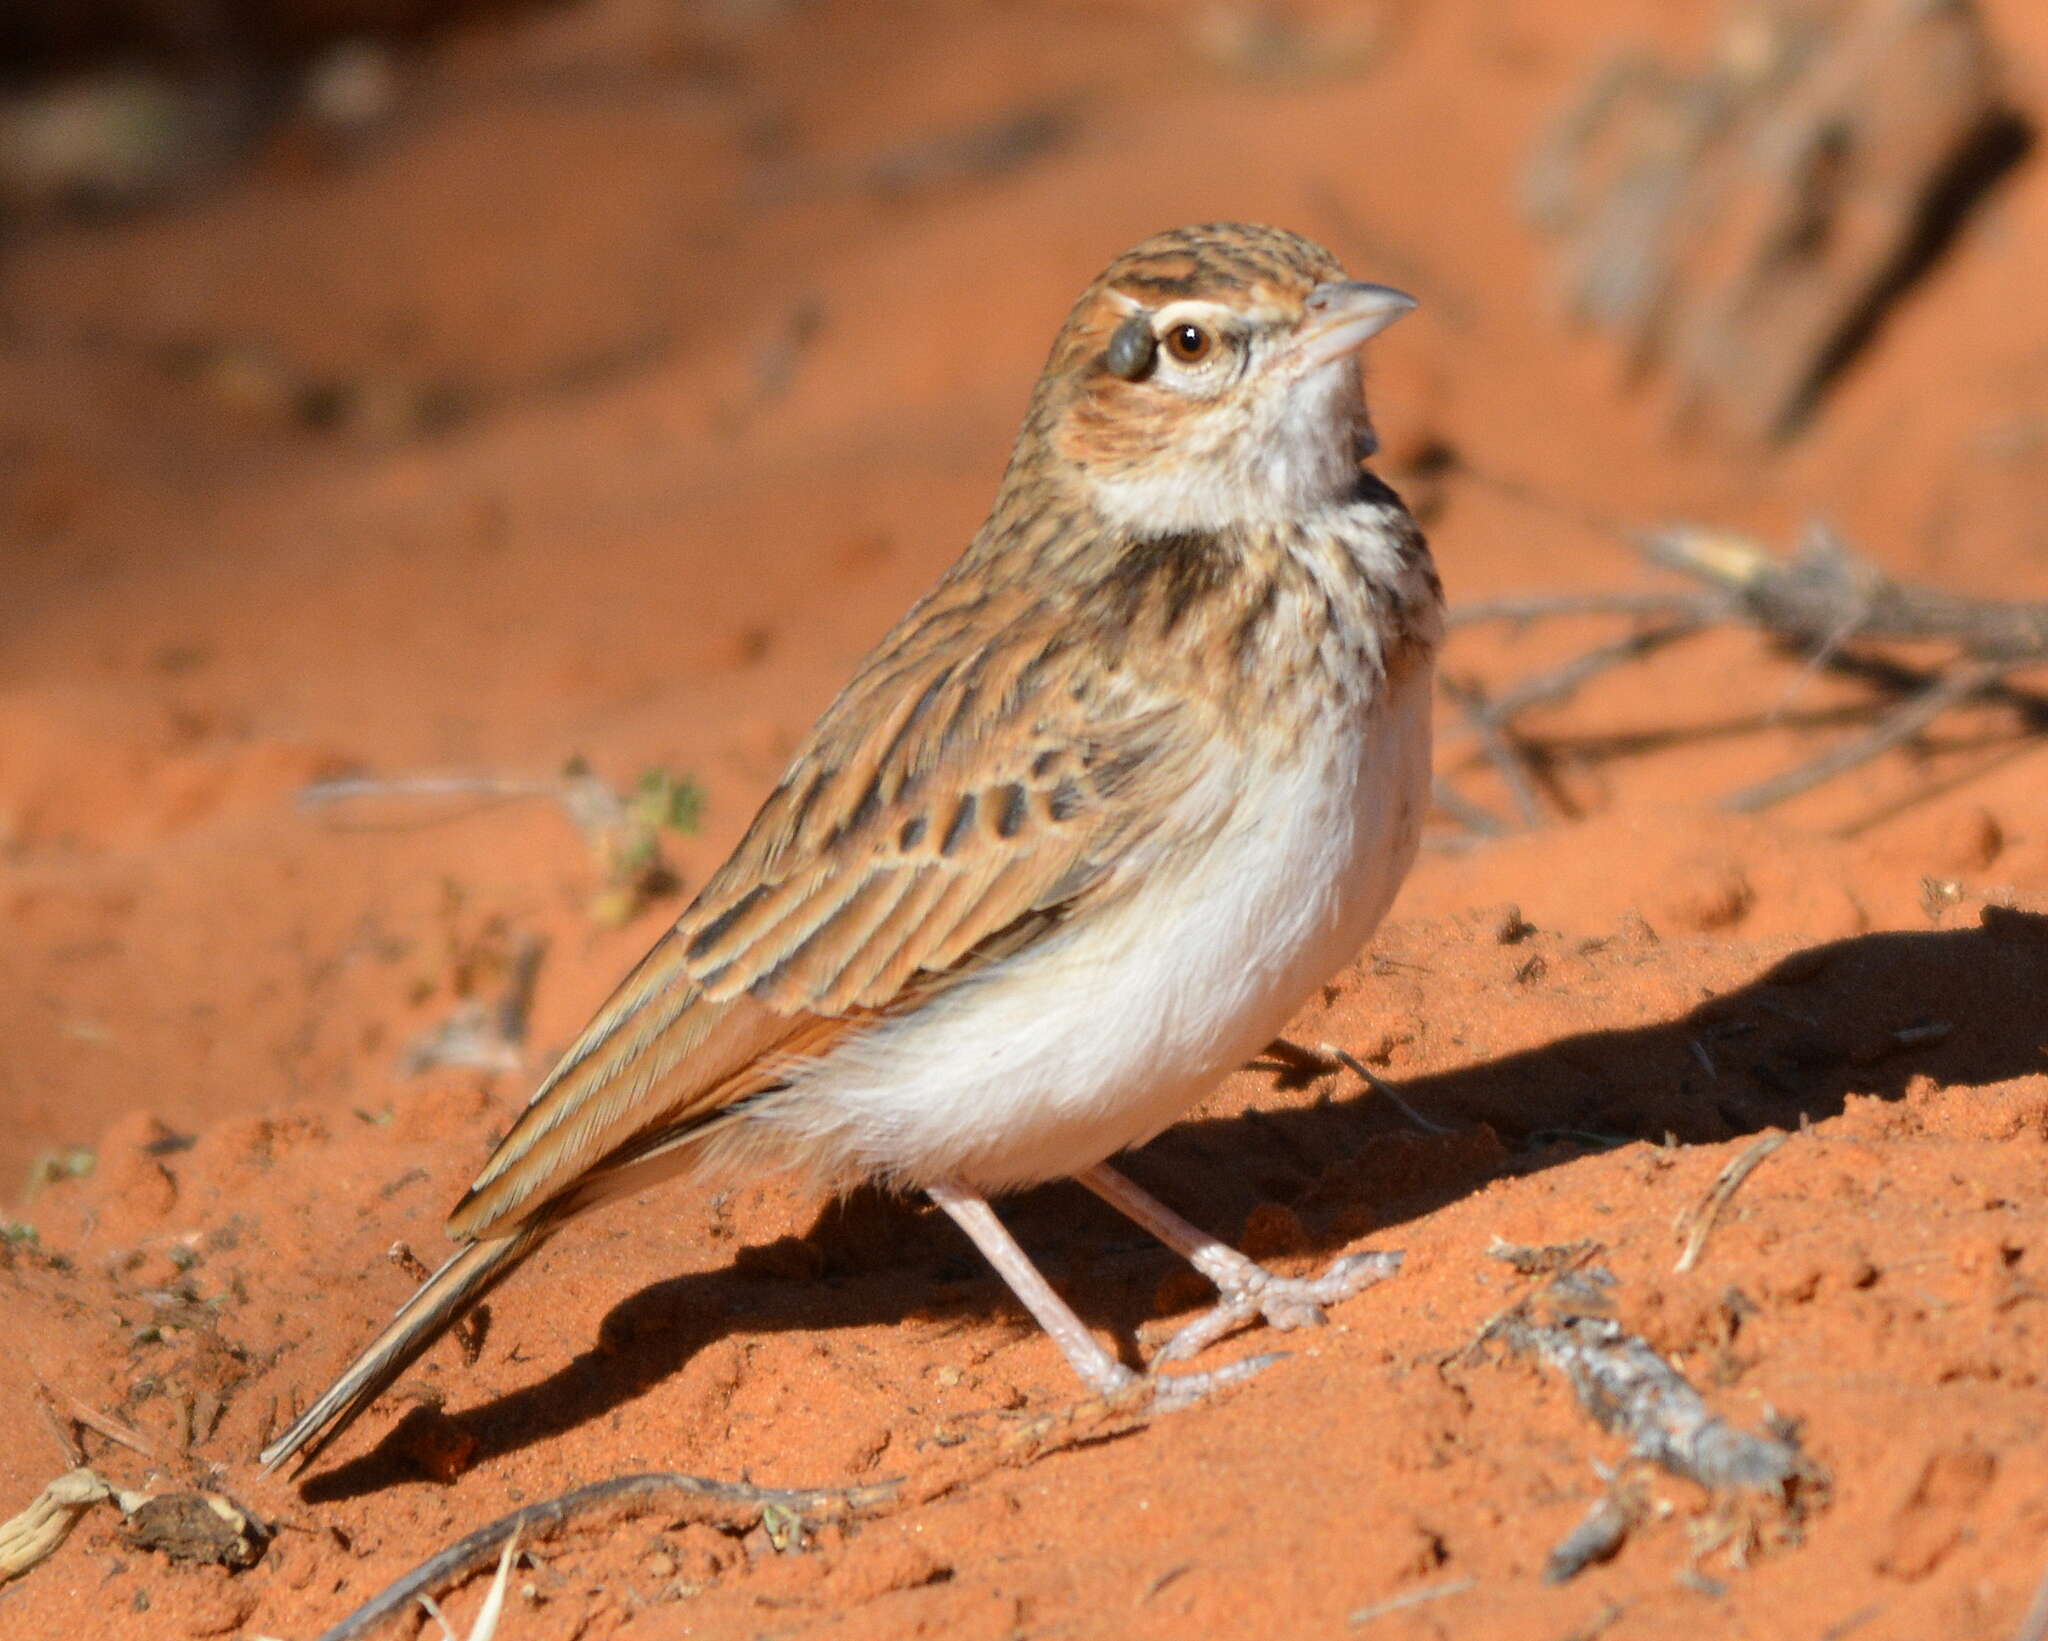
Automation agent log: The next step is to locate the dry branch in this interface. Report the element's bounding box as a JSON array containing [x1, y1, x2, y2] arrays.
[[1642, 525, 2048, 664], [311, 1470, 900, 1641], [1483, 1264, 1814, 1496], [1442, 521, 2048, 823]]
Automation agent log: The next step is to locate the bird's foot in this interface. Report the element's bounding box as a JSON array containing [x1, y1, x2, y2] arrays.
[[1150, 1249, 1404, 1365], [1144, 1350, 1288, 1411]]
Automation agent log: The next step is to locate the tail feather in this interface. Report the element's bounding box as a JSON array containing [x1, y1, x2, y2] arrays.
[[258, 1225, 549, 1474]]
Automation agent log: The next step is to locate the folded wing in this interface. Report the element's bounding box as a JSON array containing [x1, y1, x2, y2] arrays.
[[448, 589, 1210, 1241]]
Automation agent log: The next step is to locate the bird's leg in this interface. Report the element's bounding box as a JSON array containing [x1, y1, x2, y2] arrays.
[[926, 1180, 1277, 1409], [1075, 1163, 1401, 1364], [926, 1180, 1134, 1395]]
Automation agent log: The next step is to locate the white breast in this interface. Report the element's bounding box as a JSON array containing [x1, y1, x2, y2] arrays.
[[756, 653, 1434, 1194]]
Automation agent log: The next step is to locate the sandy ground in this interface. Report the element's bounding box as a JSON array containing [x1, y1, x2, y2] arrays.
[[3, 1, 2048, 1636]]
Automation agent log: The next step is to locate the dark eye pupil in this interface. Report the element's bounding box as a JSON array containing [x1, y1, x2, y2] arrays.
[[1168, 324, 1208, 360]]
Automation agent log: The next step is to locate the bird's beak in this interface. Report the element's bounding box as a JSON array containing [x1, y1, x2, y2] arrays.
[[1293, 280, 1417, 368]]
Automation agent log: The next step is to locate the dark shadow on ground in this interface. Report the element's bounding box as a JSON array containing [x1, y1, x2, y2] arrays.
[[300, 911, 2048, 1500]]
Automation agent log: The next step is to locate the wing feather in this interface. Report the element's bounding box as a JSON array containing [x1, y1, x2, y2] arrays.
[[448, 590, 1212, 1242]]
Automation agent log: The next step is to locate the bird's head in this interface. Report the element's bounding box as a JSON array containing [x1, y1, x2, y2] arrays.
[[1017, 222, 1415, 534]]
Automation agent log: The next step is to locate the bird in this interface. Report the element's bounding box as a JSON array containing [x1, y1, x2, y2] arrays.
[[258, 221, 1443, 1473]]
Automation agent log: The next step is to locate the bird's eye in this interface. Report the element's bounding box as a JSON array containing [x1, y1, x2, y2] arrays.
[[1164, 323, 1212, 363]]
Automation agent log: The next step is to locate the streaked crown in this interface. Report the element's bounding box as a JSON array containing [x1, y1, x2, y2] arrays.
[[1003, 223, 1412, 533]]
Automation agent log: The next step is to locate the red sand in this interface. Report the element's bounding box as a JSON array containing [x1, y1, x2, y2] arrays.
[[3, 2, 2047, 1636]]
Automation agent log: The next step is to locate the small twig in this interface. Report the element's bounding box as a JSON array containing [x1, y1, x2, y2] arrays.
[[1673, 1131, 1792, 1272], [1326, 1045, 1457, 1136], [1723, 659, 2005, 812], [1442, 675, 1546, 828], [1821, 1606, 1883, 1641], [1447, 521, 2048, 816], [297, 773, 562, 824], [1643, 524, 2048, 663], [59, 1394, 156, 1460], [1431, 775, 1507, 838], [418, 1529, 518, 1641], [1450, 591, 1719, 627], [1470, 617, 1716, 726], [31, 1385, 83, 1468], [1347, 1575, 1478, 1627], [310, 1471, 899, 1641], [1252, 1037, 1455, 1135]]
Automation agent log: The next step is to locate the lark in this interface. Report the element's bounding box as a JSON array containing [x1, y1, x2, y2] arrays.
[[260, 222, 1442, 1472]]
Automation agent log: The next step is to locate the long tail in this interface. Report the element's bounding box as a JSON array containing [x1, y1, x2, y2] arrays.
[[258, 1222, 551, 1473]]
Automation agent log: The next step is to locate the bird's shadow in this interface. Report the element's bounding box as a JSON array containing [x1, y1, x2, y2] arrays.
[[300, 910, 2048, 1502]]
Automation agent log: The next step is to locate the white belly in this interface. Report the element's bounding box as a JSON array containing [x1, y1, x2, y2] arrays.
[[756, 660, 1433, 1193]]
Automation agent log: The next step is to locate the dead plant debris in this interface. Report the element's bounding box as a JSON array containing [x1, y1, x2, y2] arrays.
[[1441, 520, 2048, 829], [1474, 1246, 1825, 1581], [308, 1470, 899, 1641], [121, 1488, 270, 1570], [1527, 0, 2013, 441]]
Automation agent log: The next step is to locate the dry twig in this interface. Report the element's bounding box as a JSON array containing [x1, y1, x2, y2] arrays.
[[418, 1530, 518, 1641], [1347, 1575, 1478, 1627], [34, 1382, 156, 1462], [1256, 1037, 1454, 1135], [1673, 1130, 1791, 1273], [310, 1470, 899, 1641], [1642, 524, 2048, 665], [1477, 1254, 1820, 1552], [1442, 675, 1547, 829], [1442, 522, 2048, 823]]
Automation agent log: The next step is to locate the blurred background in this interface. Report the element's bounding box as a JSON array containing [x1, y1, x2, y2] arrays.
[[1, 0, 2044, 1189]]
